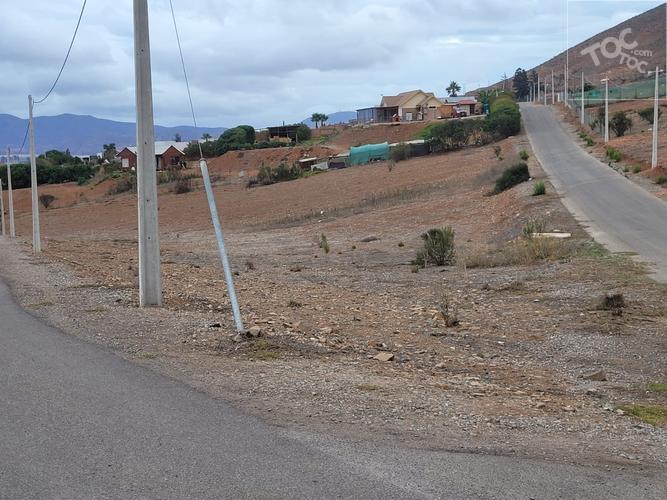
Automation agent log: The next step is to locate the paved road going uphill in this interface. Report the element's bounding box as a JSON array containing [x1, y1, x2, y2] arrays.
[[0, 272, 664, 498], [522, 103, 667, 282]]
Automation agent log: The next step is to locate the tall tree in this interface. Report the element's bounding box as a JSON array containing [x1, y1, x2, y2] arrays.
[[321, 114, 329, 127], [513, 68, 530, 100], [201, 132, 212, 141], [446, 81, 462, 97], [102, 143, 117, 162], [173, 133, 182, 142], [311, 113, 321, 128]]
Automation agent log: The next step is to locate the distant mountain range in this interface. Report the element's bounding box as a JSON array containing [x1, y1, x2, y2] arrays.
[[0, 113, 227, 155], [302, 111, 356, 128]]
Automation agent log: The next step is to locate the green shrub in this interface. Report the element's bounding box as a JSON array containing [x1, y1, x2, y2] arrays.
[[423, 119, 487, 152], [532, 181, 546, 196], [606, 148, 622, 162], [39, 194, 56, 209], [638, 107, 662, 124], [656, 175, 667, 185], [413, 227, 456, 268], [173, 178, 193, 194], [493, 163, 530, 194], [519, 150, 529, 161], [610, 111, 632, 137], [633, 165, 643, 174], [255, 163, 303, 186], [391, 143, 412, 162], [108, 175, 136, 195], [522, 218, 546, 239]]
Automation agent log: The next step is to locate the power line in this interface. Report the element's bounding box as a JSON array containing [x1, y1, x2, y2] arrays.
[[33, 0, 87, 105], [168, 0, 203, 159], [17, 122, 29, 155]]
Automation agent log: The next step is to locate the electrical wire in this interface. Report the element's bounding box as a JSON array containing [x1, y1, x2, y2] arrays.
[[17, 122, 30, 155], [168, 0, 204, 159], [33, 0, 87, 104]]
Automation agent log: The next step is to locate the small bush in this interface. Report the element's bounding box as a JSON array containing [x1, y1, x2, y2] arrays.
[[39, 194, 56, 209], [522, 218, 546, 238], [532, 181, 546, 196], [655, 175, 667, 185], [413, 227, 456, 268], [108, 176, 136, 195], [173, 178, 193, 194], [493, 163, 530, 194], [610, 111, 632, 137], [606, 148, 622, 162], [437, 295, 460, 327], [319, 234, 330, 254], [493, 145, 502, 158], [621, 404, 665, 426], [632, 165, 643, 174], [519, 150, 529, 161], [597, 293, 626, 316], [638, 107, 662, 124], [390, 143, 411, 162]]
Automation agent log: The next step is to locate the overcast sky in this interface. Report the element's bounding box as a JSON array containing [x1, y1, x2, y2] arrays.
[[1, 0, 664, 127]]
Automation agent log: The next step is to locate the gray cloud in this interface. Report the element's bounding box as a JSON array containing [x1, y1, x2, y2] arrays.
[[0, 0, 663, 128]]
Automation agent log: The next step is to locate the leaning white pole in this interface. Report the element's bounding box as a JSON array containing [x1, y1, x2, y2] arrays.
[[199, 159, 244, 332], [28, 95, 41, 252], [580, 72, 585, 125], [537, 74, 540, 103], [651, 66, 660, 169], [133, 0, 162, 306], [7, 147, 15, 237]]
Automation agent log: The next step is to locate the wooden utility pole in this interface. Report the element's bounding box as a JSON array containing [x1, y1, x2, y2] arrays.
[[133, 0, 162, 306], [28, 95, 41, 252], [6, 147, 15, 237]]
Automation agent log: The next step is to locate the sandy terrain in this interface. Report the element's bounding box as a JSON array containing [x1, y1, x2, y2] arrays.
[[0, 130, 665, 469]]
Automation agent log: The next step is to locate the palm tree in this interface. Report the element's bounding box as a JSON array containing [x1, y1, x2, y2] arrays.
[[201, 132, 212, 141], [311, 113, 321, 128], [446, 81, 462, 97], [321, 114, 329, 127]]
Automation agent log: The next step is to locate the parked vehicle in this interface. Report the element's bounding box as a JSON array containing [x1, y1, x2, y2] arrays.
[[451, 106, 468, 118]]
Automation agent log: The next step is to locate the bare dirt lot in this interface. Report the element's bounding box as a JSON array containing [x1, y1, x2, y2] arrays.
[[1, 131, 665, 470]]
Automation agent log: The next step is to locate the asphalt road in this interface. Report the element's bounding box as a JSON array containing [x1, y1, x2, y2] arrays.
[[522, 103, 667, 282], [1, 277, 664, 499]]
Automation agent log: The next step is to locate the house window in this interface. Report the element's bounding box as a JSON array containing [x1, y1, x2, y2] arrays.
[[171, 155, 181, 166]]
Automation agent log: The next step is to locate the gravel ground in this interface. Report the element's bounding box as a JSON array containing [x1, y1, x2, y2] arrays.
[[1, 134, 665, 470]]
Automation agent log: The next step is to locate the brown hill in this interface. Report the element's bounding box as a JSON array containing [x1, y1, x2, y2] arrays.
[[478, 3, 665, 93]]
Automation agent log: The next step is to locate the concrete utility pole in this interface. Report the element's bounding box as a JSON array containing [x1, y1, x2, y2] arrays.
[[0, 167, 5, 237], [601, 78, 609, 144], [650, 67, 662, 169], [580, 72, 585, 125], [133, 0, 162, 306], [537, 74, 540, 103], [544, 83, 548, 106], [28, 95, 41, 252], [551, 70, 555, 105], [6, 148, 15, 237], [564, 64, 570, 107]]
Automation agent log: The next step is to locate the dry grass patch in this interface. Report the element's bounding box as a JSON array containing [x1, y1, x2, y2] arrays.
[[621, 404, 665, 426]]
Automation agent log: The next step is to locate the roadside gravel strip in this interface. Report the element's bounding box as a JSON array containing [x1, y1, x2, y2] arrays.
[[522, 103, 667, 282], [0, 240, 665, 498]]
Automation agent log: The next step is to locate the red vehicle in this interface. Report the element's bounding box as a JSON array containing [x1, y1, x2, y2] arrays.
[[451, 106, 468, 118]]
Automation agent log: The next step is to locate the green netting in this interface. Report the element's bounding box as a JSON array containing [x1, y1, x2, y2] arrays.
[[570, 77, 667, 107], [349, 142, 389, 166]]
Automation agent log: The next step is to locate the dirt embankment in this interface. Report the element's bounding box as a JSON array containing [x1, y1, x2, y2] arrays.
[[1, 131, 665, 469]]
